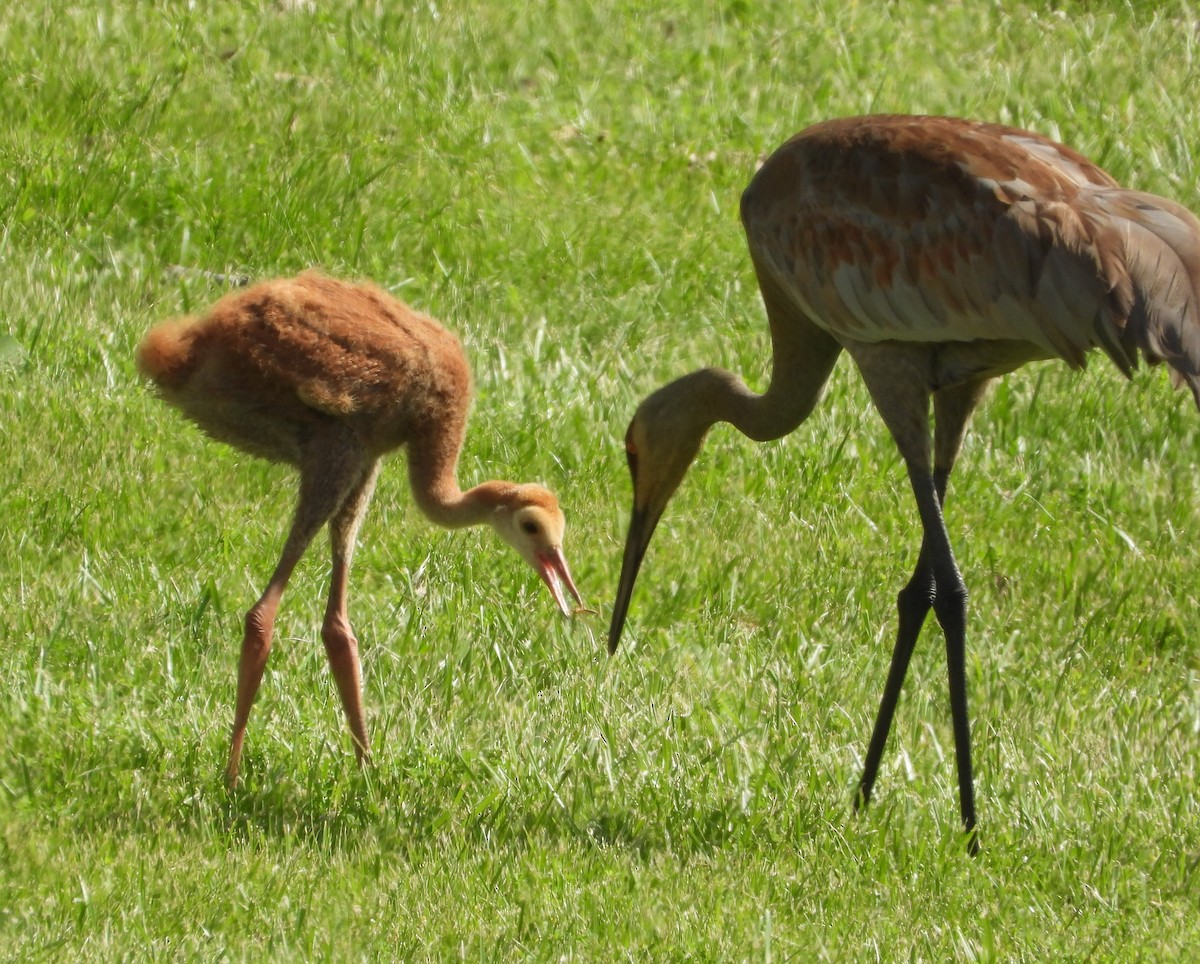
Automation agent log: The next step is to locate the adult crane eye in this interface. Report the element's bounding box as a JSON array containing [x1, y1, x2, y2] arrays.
[[521, 520, 540, 536]]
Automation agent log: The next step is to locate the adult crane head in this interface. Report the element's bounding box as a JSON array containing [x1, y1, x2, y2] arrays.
[[608, 368, 734, 654]]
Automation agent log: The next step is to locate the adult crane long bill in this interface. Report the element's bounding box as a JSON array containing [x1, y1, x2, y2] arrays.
[[608, 507, 651, 654], [609, 382, 714, 654], [608, 477, 660, 653]]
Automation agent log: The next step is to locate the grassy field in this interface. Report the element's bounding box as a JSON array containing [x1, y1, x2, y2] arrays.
[[3, 0, 1199, 958]]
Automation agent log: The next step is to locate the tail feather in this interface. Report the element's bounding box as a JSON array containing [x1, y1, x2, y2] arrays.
[[1111, 190, 1200, 408], [136, 317, 200, 390]]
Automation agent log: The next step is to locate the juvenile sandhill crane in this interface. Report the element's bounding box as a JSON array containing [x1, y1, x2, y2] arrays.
[[607, 114, 1200, 851], [138, 273, 584, 787]]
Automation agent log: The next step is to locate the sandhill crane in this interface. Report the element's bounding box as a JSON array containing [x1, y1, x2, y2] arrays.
[[138, 273, 584, 787], [607, 114, 1200, 851]]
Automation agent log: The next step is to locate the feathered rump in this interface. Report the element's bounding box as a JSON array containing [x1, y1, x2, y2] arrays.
[[136, 317, 200, 390], [1104, 190, 1200, 408]]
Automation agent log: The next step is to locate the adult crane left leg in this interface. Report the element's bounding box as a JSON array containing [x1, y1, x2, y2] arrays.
[[856, 480, 946, 816], [929, 378, 990, 853], [906, 459, 977, 852]]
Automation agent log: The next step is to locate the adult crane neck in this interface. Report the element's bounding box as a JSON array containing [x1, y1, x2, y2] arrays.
[[690, 362, 829, 444]]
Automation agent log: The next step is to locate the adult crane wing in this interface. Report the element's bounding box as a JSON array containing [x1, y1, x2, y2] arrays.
[[741, 115, 1200, 396]]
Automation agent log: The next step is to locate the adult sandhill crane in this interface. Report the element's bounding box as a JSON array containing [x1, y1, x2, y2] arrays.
[[138, 273, 584, 787], [607, 114, 1200, 851]]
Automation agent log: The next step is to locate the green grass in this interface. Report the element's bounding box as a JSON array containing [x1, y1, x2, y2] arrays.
[[3, 0, 1199, 958]]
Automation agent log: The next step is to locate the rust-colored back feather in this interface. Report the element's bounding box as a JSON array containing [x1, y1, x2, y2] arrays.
[[137, 273, 473, 465]]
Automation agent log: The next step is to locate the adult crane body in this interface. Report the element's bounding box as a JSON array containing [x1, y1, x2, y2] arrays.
[[745, 114, 1200, 389], [608, 115, 1200, 850]]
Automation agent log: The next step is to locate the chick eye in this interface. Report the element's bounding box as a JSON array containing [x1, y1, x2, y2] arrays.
[[521, 520, 540, 536]]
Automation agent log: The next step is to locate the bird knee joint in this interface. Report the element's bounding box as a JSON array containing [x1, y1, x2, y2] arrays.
[[321, 619, 356, 654], [897, 580, 935, 610], [244, 606, 273, 641], [932, 585, 967, 620]]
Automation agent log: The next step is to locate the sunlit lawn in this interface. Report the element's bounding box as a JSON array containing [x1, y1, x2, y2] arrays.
[[2, 1, 1198, 958]]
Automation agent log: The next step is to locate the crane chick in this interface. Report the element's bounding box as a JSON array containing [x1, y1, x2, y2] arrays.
[[138, 272, 584, 787]]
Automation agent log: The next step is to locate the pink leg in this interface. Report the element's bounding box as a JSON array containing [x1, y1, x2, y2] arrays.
[[225, 573, 292, 789], [321, 461, 380, 766], [224, 436, 372, 789]]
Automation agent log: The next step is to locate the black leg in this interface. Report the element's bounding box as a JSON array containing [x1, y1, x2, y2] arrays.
[[912, 464, 978, 852], [848, 354, 985, 852], [856, 542, 934, 812], [855, 470, 949, 813], [935, 581, 977, 852]]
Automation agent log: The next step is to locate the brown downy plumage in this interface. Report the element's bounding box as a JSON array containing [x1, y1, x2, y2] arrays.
[[139, 272, 584, 787]]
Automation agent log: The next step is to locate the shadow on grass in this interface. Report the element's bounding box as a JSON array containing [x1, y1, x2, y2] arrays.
[[7, 720, 828, 862], [212, 746, 805, 861]]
